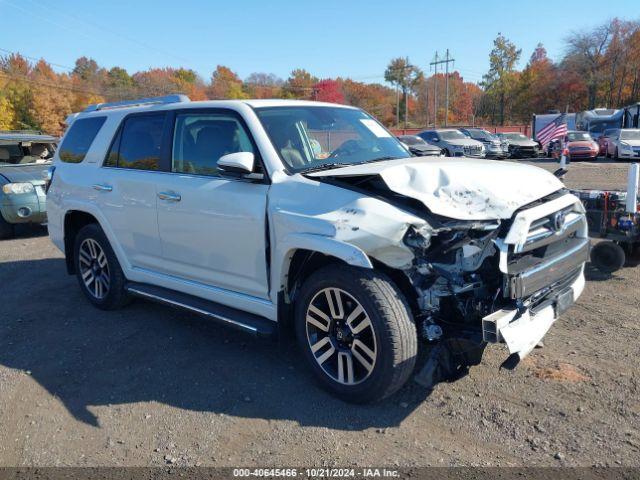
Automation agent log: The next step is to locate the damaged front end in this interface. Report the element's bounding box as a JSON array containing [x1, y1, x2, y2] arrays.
[[400, 192, 589, 387]]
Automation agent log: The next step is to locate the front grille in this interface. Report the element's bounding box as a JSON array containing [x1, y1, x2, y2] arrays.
[[502, 196, 588, 300], [463, 145, 483, 156]]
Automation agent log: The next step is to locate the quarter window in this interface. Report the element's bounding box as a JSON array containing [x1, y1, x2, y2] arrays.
[[59, 117, 106, 163], [105, 114, 165, 170], [172, 113, 256, 176]]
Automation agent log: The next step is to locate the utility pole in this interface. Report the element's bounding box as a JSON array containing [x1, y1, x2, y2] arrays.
[[430, 50, 455, 127], [431, 51, 438, 127], [404, 56, 409, 130]]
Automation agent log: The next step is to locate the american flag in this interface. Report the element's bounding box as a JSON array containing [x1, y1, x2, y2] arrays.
[[536, 113, 568, 148]]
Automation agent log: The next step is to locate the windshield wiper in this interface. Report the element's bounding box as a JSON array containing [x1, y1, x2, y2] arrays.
[[299, 162, 351, 173], [300, 156, 402, 174]]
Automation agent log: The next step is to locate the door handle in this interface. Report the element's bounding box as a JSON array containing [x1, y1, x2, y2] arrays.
[[92, 184, 113, 192], [158, 191, 181, 202]]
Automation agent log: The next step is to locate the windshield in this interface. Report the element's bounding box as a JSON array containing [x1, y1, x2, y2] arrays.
[[468, 129, 494, 141], [0, 142, 55, 165], [255, 106, 410, 172], [589, 120, 619, 134], [620, 130, 640, 140], [398, 136, 426, 146], [567, 132, 593, 142], [439, 130, 468, 140]]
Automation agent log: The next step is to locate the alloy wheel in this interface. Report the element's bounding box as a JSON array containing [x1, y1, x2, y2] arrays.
[[78, 238, 111, 300], [305, 287, 377, 386]]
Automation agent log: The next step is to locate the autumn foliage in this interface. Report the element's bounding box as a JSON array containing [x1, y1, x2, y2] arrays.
[[1, 17, 639, 136]]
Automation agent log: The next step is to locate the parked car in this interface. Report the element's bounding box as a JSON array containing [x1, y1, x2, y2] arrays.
[[0, 131, 57, 239], [48, 95, 589, 402], [417, 129, 485, 158], [557, 131, 599, 161], [597, 128, 617, 156], [397, 135, 442, 157], [495, 132, 541, 158], [606, 128, 640, 160], [459, 128, 506, 158]]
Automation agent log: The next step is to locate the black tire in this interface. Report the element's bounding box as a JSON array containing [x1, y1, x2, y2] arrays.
[[444, 148, 451, 157], [294, 264, 417, 403], [614, 148, 620, 161], [0, 213, 15, 240], [73, 223, 130, 310], [590, 241, 626, 274]]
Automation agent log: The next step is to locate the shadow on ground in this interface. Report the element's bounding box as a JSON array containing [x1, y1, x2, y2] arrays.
[[0, 258, 433, 431]]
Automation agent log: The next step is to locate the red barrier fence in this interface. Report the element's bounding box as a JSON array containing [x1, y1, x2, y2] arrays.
[[390, 125, 530, 137]]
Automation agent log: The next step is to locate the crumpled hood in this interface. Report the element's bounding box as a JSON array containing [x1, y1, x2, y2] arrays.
[[0, 164, 49, 184], [621, 139, 640, 147], [308, 157, 563, 220]]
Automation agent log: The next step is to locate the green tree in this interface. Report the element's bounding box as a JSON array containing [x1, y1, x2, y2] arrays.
[[384, 57, 421, 124], [481, 34, 521, 125]]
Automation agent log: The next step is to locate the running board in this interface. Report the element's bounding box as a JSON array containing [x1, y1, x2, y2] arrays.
[[125, 282, 277, 338]]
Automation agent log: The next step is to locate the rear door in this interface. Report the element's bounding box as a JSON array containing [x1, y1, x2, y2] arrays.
[[154, 109, 270, 299], [95, 113, 169, 271]]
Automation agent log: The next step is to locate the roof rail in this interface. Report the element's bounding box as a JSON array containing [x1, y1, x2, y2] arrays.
[[83, 94, 190, 113]]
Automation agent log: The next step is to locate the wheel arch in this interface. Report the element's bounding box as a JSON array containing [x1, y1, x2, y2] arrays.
[[274, 236, 419, 331], [64, 210, 101, 274]]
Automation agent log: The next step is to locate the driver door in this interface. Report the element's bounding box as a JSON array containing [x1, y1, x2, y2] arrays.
[[154, 110, 270, 300]]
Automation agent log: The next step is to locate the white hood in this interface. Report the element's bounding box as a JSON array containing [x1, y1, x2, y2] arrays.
[[308, 158, 563, 221]]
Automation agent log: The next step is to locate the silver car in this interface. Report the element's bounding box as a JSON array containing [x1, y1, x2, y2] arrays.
[[418, 129, 485, 158]]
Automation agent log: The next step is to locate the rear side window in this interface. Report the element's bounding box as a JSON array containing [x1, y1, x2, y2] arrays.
[[105, 114, 165, 170], [58, 117, 106, 163]]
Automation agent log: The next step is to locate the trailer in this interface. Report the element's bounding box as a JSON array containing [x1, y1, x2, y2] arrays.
[[570, 164, 640, 273]]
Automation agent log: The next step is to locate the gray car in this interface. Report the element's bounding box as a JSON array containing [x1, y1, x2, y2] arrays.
[[397, 135, 443, 157], [0, 131, 57, 239], [495, 132, 541, 158], [417, 129, 485, 158], [459, 128, 507, 158]]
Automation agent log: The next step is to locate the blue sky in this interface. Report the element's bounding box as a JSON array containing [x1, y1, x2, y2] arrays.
[[1, 0, 637, 85]]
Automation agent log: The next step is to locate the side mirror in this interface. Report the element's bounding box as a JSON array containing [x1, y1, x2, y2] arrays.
[[218, 152, 254, 175]]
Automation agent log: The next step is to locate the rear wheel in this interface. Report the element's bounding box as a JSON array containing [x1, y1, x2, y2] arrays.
[[590, 241, 626, 274], [74, 223, 130, 310], [0, 214, 14, 240], [295, 264, 417, 403]]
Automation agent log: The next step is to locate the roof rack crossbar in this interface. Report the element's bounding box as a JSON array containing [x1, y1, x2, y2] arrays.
[[83, 94, 190, 112]]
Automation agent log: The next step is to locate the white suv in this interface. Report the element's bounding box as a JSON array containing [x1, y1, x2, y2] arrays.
[[47, 95, 589, 402]]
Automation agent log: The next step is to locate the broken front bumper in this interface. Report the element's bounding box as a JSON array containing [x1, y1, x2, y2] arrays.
[[482, 269, 584, 359]]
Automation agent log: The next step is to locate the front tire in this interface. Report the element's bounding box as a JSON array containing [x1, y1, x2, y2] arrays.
[[74, 223, 130, 310], [295, 264, 417, 403]]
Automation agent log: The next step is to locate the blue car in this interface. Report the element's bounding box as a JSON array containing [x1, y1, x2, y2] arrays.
[[0, 131, 57, 239]]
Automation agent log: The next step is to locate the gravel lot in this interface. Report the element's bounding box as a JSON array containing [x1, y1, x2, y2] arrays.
[[0, 158, 639, 468]]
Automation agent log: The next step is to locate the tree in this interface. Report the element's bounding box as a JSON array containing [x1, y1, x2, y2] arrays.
[[481, 34, 521, 124], [244, 72, 283, 98], [313, 79, 344, 103], [384, 57, 421, 124], [565, 24, 611, 109], [283, 69, 317, 99], [208, 65, 246, 99]]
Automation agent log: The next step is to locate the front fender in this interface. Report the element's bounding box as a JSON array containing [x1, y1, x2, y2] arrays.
[[271, 232, 373, 304]]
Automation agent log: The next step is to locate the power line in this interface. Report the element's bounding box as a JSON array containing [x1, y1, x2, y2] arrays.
[[23, 0, 191, 64], [0, 71, 104, 96], [0, 47, 76, 73], [430, 50, 455, 127]]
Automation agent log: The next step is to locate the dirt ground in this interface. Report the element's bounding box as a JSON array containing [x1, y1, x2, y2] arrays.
[[0, 158, 639, 468]]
